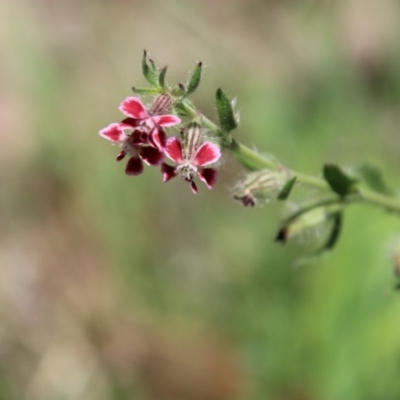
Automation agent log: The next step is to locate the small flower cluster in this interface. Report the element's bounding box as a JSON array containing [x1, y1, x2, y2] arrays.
[[99, 95, 221, 193], [97, 52, 400, 269]]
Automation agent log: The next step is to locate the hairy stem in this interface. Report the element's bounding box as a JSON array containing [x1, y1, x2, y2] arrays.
[[179, 97, 400, 214]]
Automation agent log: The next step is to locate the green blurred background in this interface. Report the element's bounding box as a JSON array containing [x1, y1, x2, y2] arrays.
[[2, 0, 400, 399]]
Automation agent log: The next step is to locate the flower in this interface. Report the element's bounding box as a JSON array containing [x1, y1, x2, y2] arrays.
[[161, 123, 221, 194], [119, 95, 181, 138], [99, 123, 165, 175], [99, 93, 182, 175]]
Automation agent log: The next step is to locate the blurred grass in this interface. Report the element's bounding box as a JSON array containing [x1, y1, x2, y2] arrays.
[[1, 0, 400, 399]]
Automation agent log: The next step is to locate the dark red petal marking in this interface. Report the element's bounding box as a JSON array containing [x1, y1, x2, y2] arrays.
[[198, 168, 217, 189], [233, 195, 255, 207], [190, 180, 198, 194], [139, 147, 164, 166], [151, 115, 181, 127], [99, 123, 125, 142], [150, 128, 167, 150], [193, 142, 221, 166], [165, 137, 184, 163], [125, 156, 144, 176], [120, 117, 140, 128], [185, 124, 203, 160], [130, 129, 149, 145], [139, 130, 151, 143], [161, 163, 178, 182], [116, 151, 126, 161], [119, 97, 149, 119]]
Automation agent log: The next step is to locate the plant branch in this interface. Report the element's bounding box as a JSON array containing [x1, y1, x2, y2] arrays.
[[178, 96, 400, 215]]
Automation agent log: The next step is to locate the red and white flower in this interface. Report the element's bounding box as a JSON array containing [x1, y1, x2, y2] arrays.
[[161, 124, 221, 194], [99, 123, 164, 175], [119, 95, 181, 138], [99, 94, 182, 175]]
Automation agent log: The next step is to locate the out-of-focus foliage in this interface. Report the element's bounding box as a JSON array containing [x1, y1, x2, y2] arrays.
[[1, 0, 400, 399]]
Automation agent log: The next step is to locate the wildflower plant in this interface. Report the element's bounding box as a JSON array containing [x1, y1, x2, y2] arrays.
[[99, 50, 400, 264]]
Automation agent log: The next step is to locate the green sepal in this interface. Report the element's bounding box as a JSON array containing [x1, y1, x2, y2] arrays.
[[158, 65, 168, 90], [173, 102, 190, 118], [295, 211, 343, 266], [277, 177, 297, 200], [323, 211, 343, 250], [171, 83, 186, 97], [131, 87, 160, 96], [349, 163, 393, 195], [186, 61, 203, 96], [142, 50, 159, 87], [323, 164, 357, 197], [148, 57, 157, 71], [216, 88, 238, 133]]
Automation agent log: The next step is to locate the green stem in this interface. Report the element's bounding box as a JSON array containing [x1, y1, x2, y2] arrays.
[[229, 139, 400, 213], [180, 98, 220, 134], [357, 187, 400, 213], [178, 97, 400, 214], [229, 139, 329, 190]]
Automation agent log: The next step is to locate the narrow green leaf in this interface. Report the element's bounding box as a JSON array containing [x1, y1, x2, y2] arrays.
[[277, 177, 297, 200], [158, 65, 168, 90], [186, 61, 203, 95], [350, 163, 393, 195], [142, 50, 159, 87], [216, 88, 238, 133], [323, 164, 357, 196], [131, 86, 160, 95]]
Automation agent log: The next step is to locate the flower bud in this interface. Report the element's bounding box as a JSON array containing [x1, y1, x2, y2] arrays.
[[276, 207, 330, 242], [233, 169, 284, 207], [276, 204, 343, 245]]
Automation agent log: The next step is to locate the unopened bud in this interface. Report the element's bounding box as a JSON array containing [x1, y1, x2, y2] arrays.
[[276, 207, 328, 242], [276, 203, 342, 244], [233, 169, 284, 207]]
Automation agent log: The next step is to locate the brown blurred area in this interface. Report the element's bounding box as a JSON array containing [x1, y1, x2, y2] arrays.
[[1, 1, 251, 398], [0, 161, 242, 400], [1, 0, 400, 399]]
